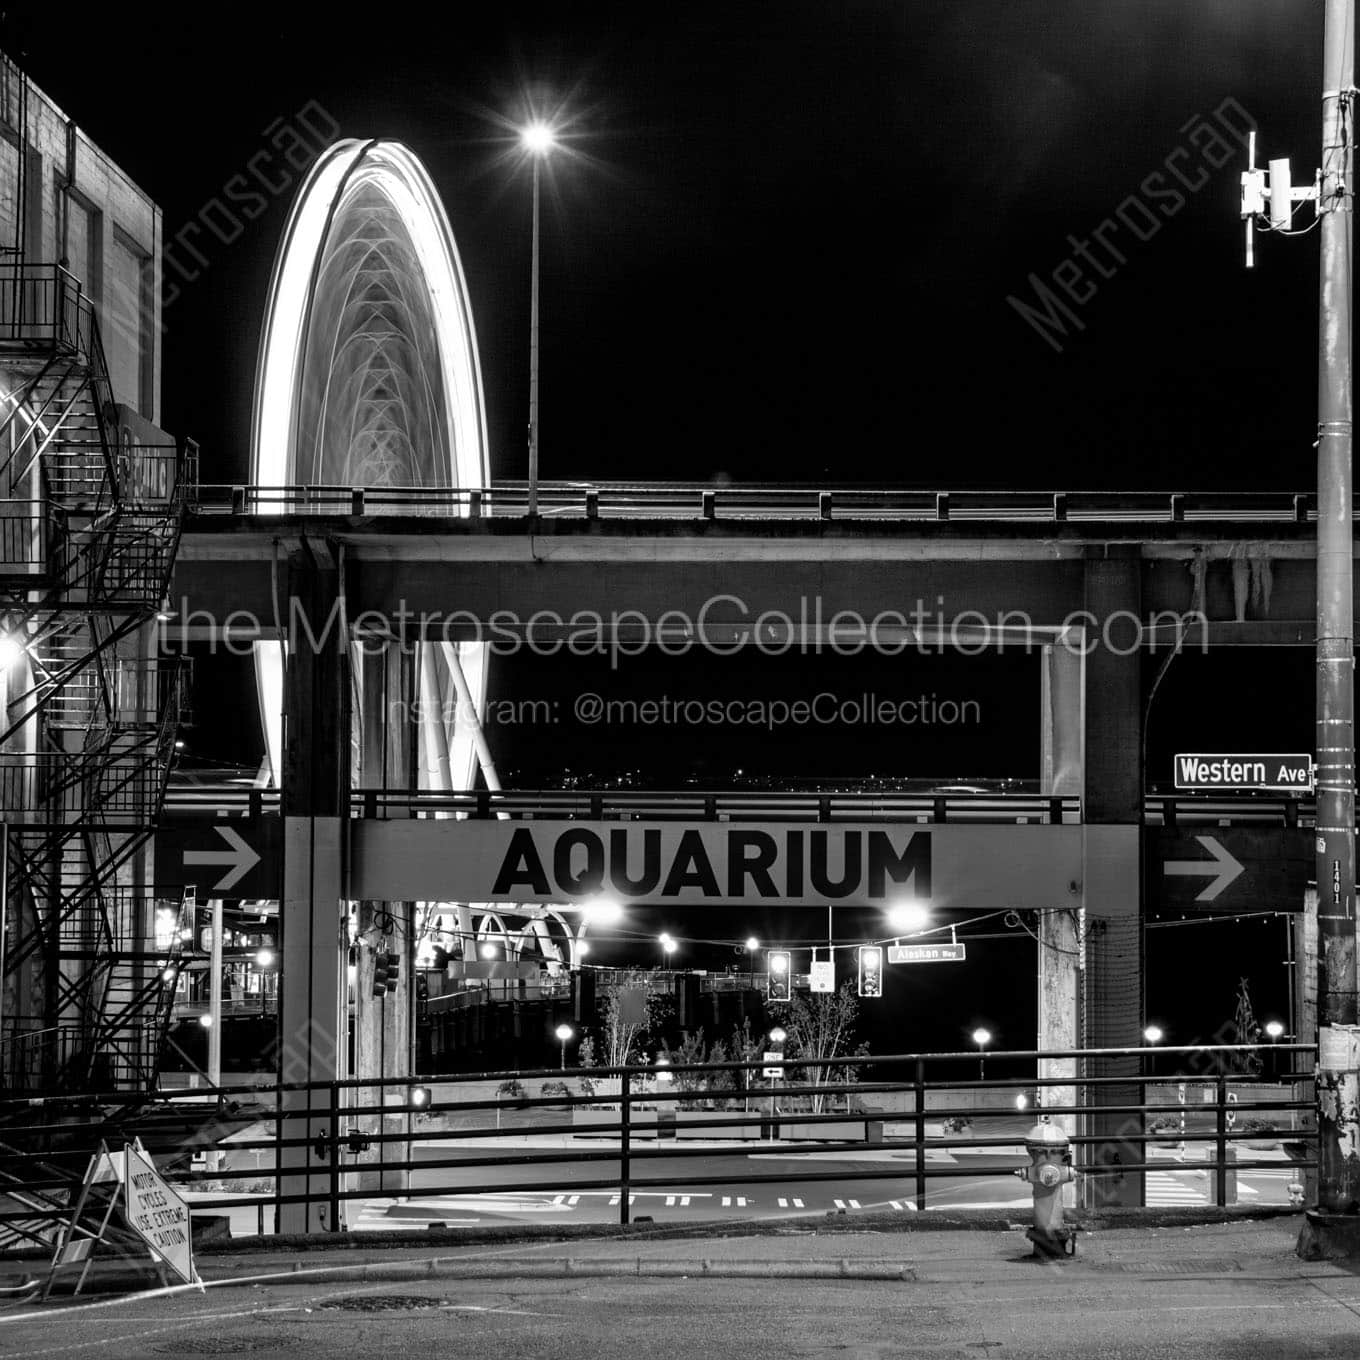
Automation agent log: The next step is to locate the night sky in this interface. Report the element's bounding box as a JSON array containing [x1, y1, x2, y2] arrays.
[[8, 2, 1322, 1051]]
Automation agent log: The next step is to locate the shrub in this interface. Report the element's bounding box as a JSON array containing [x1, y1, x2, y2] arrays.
[[496, 1078, 527, 1101]]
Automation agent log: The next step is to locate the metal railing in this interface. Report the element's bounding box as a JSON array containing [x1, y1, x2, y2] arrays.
[[185, 482, 1324, 525], [158, 784, 1335, 829], [0, 1043, 1314, 1248], [160, 785, 1080, 824]]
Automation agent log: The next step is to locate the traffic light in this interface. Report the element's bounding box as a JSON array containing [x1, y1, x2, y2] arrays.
[[386, 951, 400, 988], [372, 950, 390, 997], [767, 949, 792, 1002], [858, 945, 883, 998]]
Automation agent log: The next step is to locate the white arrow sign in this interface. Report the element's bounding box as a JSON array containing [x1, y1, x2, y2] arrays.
[[184, 826, 261, 893], [1164, 834, 1246, 902]]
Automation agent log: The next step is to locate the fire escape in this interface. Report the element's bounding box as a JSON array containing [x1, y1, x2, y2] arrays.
[[0, 264, 193, 1094]]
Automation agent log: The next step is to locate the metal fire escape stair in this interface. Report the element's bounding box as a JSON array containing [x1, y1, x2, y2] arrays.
[[0, 265, 196, 1097]]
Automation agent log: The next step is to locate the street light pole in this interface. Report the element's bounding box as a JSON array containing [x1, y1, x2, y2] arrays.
[[528, 151, 541, 518], [1315, 0, 1360, 1218]]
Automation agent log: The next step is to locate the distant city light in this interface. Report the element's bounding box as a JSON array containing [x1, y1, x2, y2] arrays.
[[1015, 1093, 1028, 1110]]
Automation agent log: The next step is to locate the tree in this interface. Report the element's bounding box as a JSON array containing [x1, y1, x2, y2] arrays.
[[774, 982, 862, 1113], [660, 1029, 709, 1109], [1230, 976, 1263, 1075], [598, 973, 657, 1067]]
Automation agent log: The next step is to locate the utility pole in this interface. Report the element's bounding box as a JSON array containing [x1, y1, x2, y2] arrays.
[[1314, 0, 1360, 1219], [527, 151, 541, 518]]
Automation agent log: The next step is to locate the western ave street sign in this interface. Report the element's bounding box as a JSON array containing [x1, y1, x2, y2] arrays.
[[1173, 753, 1314, 792]]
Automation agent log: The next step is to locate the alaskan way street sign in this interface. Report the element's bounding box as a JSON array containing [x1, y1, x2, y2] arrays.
[[887, 943, 967, 964], [1146, 828, 1311, 911]]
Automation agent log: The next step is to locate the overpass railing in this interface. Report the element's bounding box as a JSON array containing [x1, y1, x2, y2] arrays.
[[0, 1043, 1312, 1247], [159, 784, 1327, 828], [160, 785, 1081, 824], [186, 482, 1321, 524]]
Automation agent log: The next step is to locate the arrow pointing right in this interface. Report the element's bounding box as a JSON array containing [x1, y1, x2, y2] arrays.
[[1164, 834, 1246, 902], [184, 825, 261, 894]]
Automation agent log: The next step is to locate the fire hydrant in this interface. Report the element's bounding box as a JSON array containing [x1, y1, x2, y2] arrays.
[[1014, 1121, 1078, 1259]]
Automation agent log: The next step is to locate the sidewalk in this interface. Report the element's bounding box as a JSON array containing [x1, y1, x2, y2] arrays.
[[0, 1213, 1328, 1298]]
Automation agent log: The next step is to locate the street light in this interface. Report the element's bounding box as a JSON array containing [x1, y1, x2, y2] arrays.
[[769, 1026, 787, 1046], [1143, 1025, 1164, 1045], [659, 932, 677, 965], [1265, 1019, 1285, 1040], [584, 895, 623, 926], [971, 1027, 991, 1080], [886, 900, 930, 935], [520, 119, 557, 517], [555, 1022, 574, 1070]]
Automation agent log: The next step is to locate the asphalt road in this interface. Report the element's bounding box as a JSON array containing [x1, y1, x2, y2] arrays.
[[340, 1142, 1299, 1231], [2, 1222, 1356, 1360]]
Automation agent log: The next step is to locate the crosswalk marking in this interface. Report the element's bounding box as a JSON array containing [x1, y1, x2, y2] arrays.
[[1146, 1170, 1207, 1206]]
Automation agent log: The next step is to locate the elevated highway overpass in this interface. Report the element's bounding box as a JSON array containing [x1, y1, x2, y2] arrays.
[[164, 482, 1326, 1225], [171, 483, 1325, 649]]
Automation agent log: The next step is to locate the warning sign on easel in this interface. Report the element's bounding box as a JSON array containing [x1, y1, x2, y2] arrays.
[[45, 1139, 201, 1298]]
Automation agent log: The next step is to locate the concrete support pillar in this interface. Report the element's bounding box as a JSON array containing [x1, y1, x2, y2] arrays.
[[1040, 642, 1084, 798], [353, 640, 415, 1194], [277, 552, 350, 1233], [1081, 549, 1145, 1209], [1039, 639, 1084, 1188]]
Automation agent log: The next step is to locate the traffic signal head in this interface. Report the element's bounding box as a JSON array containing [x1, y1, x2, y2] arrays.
[[858, 945, 883, 997], [767, 949, 792, 1002], [372, 950, 390, 997], [386, 951, 400, 987]]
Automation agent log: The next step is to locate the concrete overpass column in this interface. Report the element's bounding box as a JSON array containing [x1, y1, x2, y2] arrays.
[[1039, 642, 1083, 1149], [354, 639, 415, 1194], [1081, 548, 1145, 1209], [278, 551, 351, 1233]]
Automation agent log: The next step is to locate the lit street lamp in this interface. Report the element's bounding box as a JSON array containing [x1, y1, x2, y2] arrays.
[[1143, 1025, 1164, 1045], [659, 932, 677, 966], [745, 935, 760, 985], [886, 900, 930, 935], [520, 120, 556, 517], [1265, 1019, 1285, 1040], [971, 1027, 991, 1081], [555, 1022, 573, 1070]]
